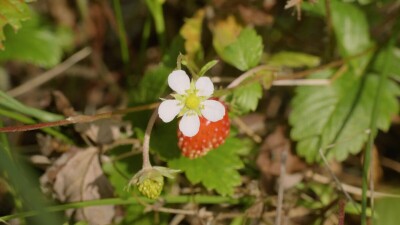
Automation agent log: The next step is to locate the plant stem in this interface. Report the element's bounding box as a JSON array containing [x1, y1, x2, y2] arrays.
[[0, 195, 247, 221], [0, 102, 159, 133], [145, 0, 166, 52], [361, 23, 400, 224], [0, 108, 73, 144], [112, 0, 130, 64], [142, 109, 159, 169]]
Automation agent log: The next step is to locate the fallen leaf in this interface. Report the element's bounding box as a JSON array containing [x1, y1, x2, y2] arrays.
[[257, 126, 306, 176], [238, 5, 274, 26], [75, 118, 132, 145], [40, 147, 115, 225]]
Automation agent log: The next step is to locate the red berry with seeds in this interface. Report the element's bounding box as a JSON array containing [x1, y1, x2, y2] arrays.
[[177, 103, 230, 159]]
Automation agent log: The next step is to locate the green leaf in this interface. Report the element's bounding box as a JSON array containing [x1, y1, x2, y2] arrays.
[[198, 60, 218, 77], [268, 51, 320, 68], [303, 0, 373, 75], [0, 21, 63, 68], [151, 122, 181, 161], [168, 137, 245, 196], [230, 82, 262, 115], [219, 28, 263, 71], [374, 198, 400, 225], [0, 0, 31, 49], [130, 65, 171, 105], [289, 70, 400, 163], [373, 47, 400, 80], [0, 90, 63, 122]]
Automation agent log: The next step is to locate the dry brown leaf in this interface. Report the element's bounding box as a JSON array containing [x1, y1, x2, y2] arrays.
[[257, 126, 306, 176], [40, 147, 115, 225], [238, 5, 274, 26], [75, 119, 132, 145]]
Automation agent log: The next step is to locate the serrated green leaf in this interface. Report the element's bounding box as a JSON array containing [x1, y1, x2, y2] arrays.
[[168, 138, 245, 196], [303, 0, 373, 75], [268, 51, 320, 68], [219, 28, 263, 71], [0, 0, 31, 49], [231, 82, 262, 115], [373, 47, 400, 80], [0, 22, 63, 68], [289, 71, 400, 163]]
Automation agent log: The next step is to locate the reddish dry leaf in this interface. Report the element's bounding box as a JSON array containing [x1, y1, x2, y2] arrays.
[[40, 147, 115, 225]]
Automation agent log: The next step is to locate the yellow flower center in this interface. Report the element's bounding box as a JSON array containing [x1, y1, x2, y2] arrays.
[[185, 94, 200, 110]]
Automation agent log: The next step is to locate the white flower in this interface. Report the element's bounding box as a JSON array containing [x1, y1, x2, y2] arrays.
[[158, 70, 225, 137]]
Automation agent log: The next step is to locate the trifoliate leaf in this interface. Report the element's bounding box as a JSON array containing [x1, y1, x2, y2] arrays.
[[268, 51, 320, 68], [289, 70, 400, 163], [221, 28, 263, 71], [0, 0, 31, 49], [0, 23, 63, 68], [231, 82, 262, 115], [168, 137, 245, 196], [303, 0, 373, 75]]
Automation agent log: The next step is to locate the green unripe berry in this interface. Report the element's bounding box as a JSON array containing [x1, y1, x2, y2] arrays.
[[137, 176, 164, 199]]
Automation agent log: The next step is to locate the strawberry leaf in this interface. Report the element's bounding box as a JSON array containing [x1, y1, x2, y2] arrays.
[[289, 70, 400, 163], [0, 23, 63, 68], [218, 28, 263, 71], [303, 0, 373, 75], [230, 82, 262, 115], [0, 0, 31, 49], [168, 137, 245, 196], [373, 47, 400, 80]]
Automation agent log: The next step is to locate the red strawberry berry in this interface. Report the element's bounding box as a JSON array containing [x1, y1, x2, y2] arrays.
[[177, 106, 230, 159]]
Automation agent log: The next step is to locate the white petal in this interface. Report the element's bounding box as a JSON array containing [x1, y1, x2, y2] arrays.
[[168, 70, 190, 94], [158, 100, 182, 122], [195, 77, 214, 97], [179, 113, 200, 137], [201, 100, 225, 122]]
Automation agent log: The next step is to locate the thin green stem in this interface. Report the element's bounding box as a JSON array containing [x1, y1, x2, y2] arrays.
[[361, 23, 400, 224], [0, 120, 11, 158], [138, 16, 152, 71], [0, 195, 247, 221], [145, 0, 166, 51], [112, 0, 130, 63]]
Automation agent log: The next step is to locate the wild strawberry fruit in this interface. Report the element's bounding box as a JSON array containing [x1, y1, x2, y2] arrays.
[[177, 104, 230, 159]]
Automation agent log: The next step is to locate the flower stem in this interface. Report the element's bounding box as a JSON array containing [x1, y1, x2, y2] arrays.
[[142, 108, 159, 169]]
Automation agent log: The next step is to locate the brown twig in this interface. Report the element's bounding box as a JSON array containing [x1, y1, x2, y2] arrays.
[[7, 47, 92, 97], [275, 148, 288, 225], [0, 102, 159, 133]]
